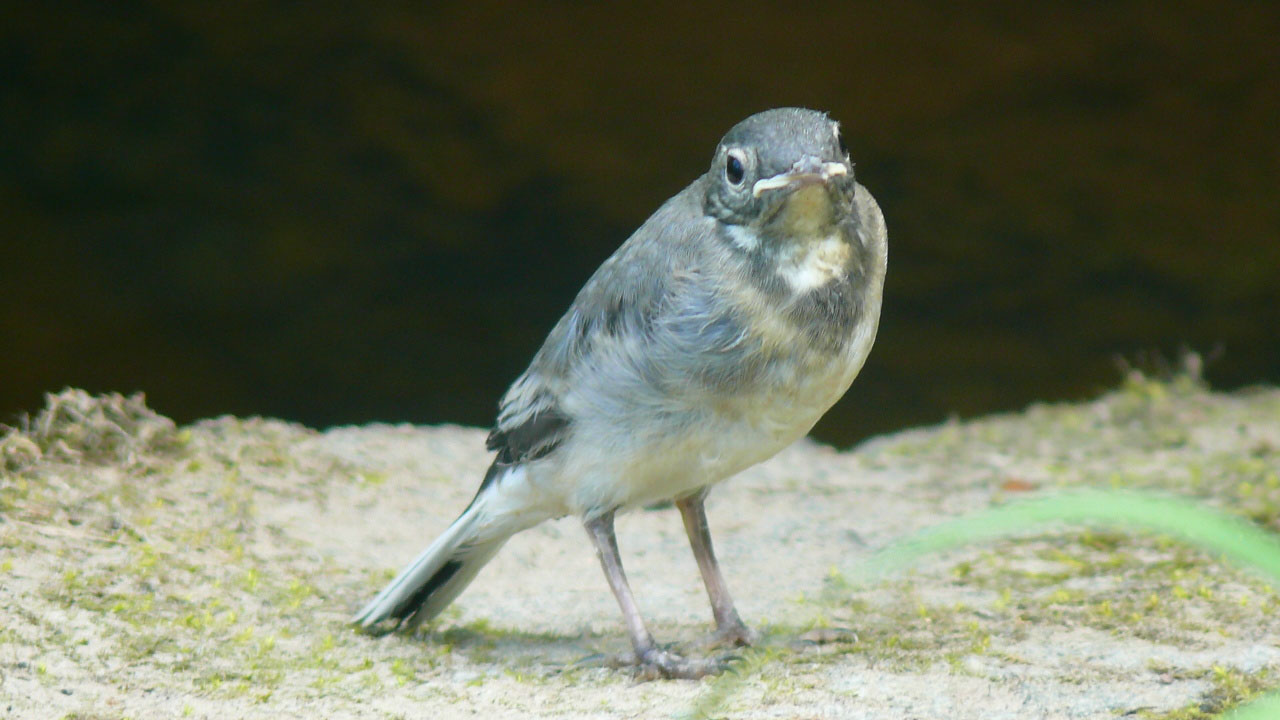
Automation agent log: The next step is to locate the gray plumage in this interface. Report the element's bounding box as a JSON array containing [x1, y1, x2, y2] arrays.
[[354, 107, 888, 678]]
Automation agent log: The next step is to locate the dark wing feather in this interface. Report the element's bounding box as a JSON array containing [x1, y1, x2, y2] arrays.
[[485, 403, 570, 466], [472, 184, 709, 499]]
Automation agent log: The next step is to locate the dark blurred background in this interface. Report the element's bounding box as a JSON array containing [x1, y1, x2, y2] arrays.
[[2, 2, 1277, 447]]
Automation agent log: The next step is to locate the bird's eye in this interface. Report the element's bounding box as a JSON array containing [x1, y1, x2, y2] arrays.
[[725, 151, 746, 187], [836, 128, 850, 159]]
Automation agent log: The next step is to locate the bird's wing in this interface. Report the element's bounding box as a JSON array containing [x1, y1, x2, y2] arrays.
[[483, 186, 744, 473]]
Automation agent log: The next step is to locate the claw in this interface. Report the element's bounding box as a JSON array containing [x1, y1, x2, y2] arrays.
[[794, 627, 859, 647], [569, 652, 611, 669], [716, 652, 744, 671]]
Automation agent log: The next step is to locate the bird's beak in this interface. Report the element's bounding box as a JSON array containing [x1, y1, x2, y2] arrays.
[[752, 160, 848, 198]]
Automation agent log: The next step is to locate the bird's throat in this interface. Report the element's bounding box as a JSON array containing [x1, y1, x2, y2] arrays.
[[771, 184, 836, 239], [766, 185, 851, 293]]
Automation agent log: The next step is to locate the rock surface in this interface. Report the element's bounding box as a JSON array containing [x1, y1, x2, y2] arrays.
[[2, 379, 1278, 718]]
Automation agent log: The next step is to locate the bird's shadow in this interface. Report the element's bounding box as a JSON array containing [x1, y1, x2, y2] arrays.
[[400, 619, 630, 674], [381, 618, 853, 678]]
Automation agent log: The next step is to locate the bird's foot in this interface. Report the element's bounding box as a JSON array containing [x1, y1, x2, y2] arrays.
[[792, 626, 858, 647], [698, 620, 760, 650], [633, 646, 734, 680]]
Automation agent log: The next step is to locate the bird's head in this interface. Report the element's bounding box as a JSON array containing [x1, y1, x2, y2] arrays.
[[703, 107, 856, 249]]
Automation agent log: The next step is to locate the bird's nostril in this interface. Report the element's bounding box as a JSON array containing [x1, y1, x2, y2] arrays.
[[791, 155, 825, 175]]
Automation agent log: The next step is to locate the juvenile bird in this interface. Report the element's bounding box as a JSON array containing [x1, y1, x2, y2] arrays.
[[354, 107, 888, 679]]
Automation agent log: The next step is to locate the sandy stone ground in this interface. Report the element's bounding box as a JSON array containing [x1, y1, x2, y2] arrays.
[[2, 377, 1279, 719]]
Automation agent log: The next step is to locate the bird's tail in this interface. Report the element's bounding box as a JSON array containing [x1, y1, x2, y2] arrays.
[[352, 465, 532, 631]]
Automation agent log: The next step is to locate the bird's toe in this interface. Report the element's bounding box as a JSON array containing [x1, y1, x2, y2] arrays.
[[634, 648, 729, 680], [792, 626, 859, 647]]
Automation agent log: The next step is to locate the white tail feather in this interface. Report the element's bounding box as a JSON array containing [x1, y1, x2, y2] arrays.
[[353, 466, 537, 630]]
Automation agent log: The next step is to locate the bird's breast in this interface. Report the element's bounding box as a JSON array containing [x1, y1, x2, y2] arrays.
[[775, 233, 852, 293]]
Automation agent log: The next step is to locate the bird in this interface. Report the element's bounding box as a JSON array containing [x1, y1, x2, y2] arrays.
[[353, 107, 888, 679]]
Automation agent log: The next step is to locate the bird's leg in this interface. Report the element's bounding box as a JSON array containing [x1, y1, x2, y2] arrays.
[[676, 490, 759, 648], [584, 510, 725, 679], [584, 510, 655, 656]]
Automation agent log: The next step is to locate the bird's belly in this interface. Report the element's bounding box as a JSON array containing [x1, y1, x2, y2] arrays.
[[554, 343, 864, 516]]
